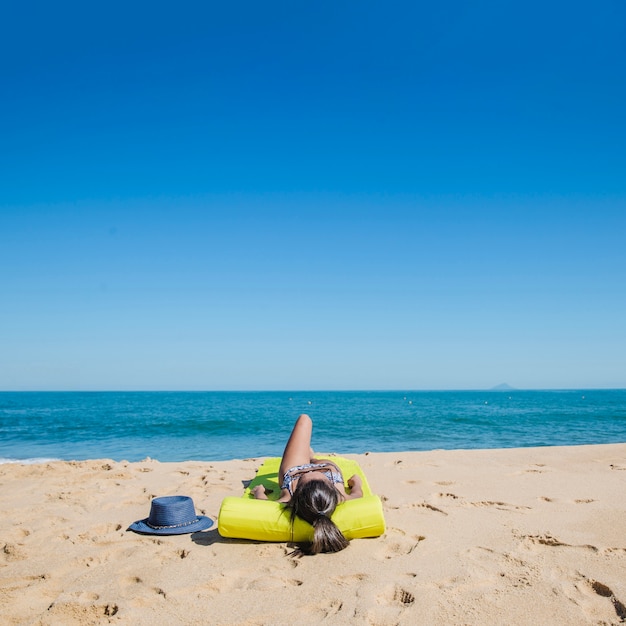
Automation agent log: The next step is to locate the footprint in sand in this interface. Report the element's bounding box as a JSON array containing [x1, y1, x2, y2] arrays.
[[1, 573, 50, 594], [410, 502, 447, 515], [365, 586, 416, 625], [518, 532, 599, 552], [377, 585, 416, 607], [78, 554, 110, 568], [589, 580, 626, 621], [469, 500, 531, 511], [377, 528, 424, 559], [2, 542, 27, 562], [566, 574, 626, 623], [77, 523, 123, 542], [123, 575, 143, 585], [542, 495, 595, 505], [46, 598, 119, 621], [464, 545, 538, 588], [331, 573, 369, 586], [74, 591, 100, 602], [436, 492, 459, 500], [300, 596, 347, 621], [247, 576, 304, 591], [320, 598, 344, 618], [201, 570, 248, 595]]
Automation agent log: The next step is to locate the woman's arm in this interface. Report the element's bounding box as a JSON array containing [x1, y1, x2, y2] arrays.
[[251, 484, 291, 502], [251, 485, 269, 500], [278, 414, 313, 482], [344, 474, 363, 500]]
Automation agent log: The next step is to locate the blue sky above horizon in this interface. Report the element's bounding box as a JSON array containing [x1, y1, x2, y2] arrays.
[[1, 1, 625, 391]]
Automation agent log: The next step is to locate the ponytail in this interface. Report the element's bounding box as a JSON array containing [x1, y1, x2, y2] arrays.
[[310, 513, 349, 554], [287, 480, 349, 555]]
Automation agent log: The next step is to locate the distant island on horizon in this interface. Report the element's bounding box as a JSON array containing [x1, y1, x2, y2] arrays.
[[490, 383, 517, 391]]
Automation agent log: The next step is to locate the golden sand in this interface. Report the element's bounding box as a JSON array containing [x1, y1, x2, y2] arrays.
[[1, 444, 625, 625]]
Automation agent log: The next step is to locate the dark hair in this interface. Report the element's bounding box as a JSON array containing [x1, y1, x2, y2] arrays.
[[287, 479, 349, 555]]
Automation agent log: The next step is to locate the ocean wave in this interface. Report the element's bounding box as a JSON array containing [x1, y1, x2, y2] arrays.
[[0, 457, 62, 465]]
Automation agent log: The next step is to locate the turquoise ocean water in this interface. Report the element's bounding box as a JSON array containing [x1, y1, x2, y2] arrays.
[[1, 390, 625, 463]]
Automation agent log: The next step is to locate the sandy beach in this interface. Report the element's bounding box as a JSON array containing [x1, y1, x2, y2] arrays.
[[2, 444, 625, 625]]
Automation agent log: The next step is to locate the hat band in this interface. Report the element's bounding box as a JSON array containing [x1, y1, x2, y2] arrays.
[[146, 517, 200, 530]]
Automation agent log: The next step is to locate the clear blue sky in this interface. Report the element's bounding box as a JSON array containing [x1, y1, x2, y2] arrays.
[[1, 1, 625, 390]]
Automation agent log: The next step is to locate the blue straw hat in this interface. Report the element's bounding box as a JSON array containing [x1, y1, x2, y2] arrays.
[[129, 495, 213, 535]]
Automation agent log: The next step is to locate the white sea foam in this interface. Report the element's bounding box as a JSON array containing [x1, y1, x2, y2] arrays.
[[0, 457, 61, 465]]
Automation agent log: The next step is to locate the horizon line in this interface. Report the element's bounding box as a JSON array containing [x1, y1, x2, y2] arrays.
[[1, 387, 624, 393]]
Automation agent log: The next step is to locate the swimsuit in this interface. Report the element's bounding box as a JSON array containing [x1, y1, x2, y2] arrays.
[[281, 462, 344, 496]]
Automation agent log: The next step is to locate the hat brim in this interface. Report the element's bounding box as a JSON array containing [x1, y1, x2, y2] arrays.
[[128, 515, 214, 535]]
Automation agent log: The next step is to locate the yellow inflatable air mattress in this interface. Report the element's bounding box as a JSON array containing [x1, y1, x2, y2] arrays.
[[218, 456, 385, 542]]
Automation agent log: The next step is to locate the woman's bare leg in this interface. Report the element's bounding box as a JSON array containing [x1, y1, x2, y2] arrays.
[[279, 414, 313, 480]]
